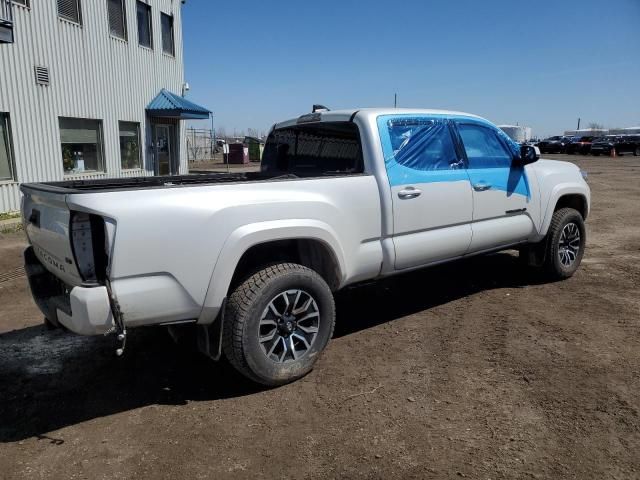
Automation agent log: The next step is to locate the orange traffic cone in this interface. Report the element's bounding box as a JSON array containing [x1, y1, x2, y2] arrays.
[[610, 147, 617, 158]]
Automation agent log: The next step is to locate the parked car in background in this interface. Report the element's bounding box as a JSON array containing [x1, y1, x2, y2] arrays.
[[538, 136, 573, 154], [214, 139, 227, 154], [566, 136, 594, 155], [592, 135, 640, 157], [617, 135, 640, 156], [590, 136, 622, 156]]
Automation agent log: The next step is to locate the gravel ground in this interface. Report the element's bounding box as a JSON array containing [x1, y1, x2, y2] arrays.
[[1, 154, 639, 479]]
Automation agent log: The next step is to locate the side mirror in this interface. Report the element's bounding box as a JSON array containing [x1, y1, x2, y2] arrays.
[[515, 145, 540, 166]]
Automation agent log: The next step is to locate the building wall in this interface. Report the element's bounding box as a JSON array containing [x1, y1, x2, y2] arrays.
[[0, 0, 186, 213]]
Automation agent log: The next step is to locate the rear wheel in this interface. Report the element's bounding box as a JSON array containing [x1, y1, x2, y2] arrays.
[[634, 147, 640, 157], [222, 263, 335, 386]]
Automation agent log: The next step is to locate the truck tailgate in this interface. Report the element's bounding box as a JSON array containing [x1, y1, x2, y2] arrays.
[[22, 187, 84, 286]]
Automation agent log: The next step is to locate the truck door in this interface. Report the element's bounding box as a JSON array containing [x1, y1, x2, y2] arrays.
[[455, 121, 534, 253], [377, 115, 473, 270]]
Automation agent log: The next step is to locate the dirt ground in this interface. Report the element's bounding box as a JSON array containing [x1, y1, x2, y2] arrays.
[[1, 154, 639, 479]]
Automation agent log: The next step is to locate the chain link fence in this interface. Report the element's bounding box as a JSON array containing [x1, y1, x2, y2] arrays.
[[186, 128, 218, 163]]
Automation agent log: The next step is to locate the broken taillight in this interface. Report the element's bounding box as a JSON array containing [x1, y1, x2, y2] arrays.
[[70, 212, 108, 284]]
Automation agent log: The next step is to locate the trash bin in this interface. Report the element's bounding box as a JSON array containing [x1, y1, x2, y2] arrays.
[[244, 136, 262, 162], [228, 143, 249, 164]]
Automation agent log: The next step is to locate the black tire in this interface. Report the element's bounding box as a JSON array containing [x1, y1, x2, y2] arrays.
[[634, 147, 640, 157], [222, 263, 335, 386], [542, 208, 586, 279], [44, 316, 58, 330], [593, 152, 600, 156]]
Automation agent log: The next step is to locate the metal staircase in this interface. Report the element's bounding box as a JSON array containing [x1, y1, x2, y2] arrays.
[[0, 0, 14, 44]]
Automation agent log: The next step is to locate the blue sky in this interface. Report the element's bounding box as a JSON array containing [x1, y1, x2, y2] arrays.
[[183, 0, 640, 137]]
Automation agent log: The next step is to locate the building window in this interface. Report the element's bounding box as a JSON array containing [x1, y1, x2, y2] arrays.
[[57, 0, 82, 24], [119, 122, 141, 169], [59, 118, 104, 175], [107, 0, 127, 40], [12, 0, 30, 7], [0, 113, 15, 181], [136, 1, 152, 48], [161, 13, 174, 56]]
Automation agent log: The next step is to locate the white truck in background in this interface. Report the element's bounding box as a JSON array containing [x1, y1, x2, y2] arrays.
[[21, 108, 590, 385]]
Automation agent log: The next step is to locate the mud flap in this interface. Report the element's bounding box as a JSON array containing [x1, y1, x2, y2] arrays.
[[197, 298, 226, 361], [521, 240, 546, 267]]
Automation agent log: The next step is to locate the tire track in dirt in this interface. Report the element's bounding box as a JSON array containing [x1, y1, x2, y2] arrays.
[[0, 267, 25, 284]]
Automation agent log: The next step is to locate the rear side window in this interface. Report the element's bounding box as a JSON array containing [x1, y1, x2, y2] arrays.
[[382, 117, 459, 171], [458, 124, 513, 168], [261, 122, 363, 176]]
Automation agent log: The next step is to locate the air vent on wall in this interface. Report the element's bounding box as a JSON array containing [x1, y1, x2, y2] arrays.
[[34, 66, 50, 86]]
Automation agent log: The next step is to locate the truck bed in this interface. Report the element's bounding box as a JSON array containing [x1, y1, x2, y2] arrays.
[[20, 172, 295, 194]]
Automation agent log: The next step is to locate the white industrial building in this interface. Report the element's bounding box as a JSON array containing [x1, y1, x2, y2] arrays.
[[564, 128, 608, 137], [0, 0, 210, 213], [609, 127, 640, 135], [498, 125, 532, 143], [564, 127, 640, 137]]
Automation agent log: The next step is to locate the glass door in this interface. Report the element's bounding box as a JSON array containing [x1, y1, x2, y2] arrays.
[[155, 125, 173, 175]]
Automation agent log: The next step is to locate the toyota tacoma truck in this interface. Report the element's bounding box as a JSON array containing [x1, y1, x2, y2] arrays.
[[21, 108, 590, 386]]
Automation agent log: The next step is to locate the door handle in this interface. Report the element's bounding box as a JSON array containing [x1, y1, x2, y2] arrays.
[[472, 182, 492, 192], [398, 187, 422, 199]]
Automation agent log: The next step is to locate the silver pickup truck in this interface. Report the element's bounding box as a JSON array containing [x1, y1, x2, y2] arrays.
[[21, 108, 590, 385]]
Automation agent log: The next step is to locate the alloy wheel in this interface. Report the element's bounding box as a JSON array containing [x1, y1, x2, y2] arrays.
[[558, 222, 581, 267], [258, 289, 320, 363]]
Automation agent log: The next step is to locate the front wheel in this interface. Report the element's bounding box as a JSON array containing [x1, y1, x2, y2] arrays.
[[634, 147, 640, 157], [222, 263, 335, 386], [542, 208, 586, 279]]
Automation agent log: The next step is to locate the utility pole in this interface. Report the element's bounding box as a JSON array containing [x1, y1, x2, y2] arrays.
[[394, 93, 397, 108], [210, 114, 215, 163]]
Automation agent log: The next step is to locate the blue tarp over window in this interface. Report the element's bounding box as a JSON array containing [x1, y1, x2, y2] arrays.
[[146, 89, 211, 120]]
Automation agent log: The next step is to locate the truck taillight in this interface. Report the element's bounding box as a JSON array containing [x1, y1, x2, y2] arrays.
[[70, 212, 108, 283]]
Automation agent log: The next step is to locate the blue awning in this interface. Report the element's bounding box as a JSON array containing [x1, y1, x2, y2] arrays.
[[146, 89, 211, 120]]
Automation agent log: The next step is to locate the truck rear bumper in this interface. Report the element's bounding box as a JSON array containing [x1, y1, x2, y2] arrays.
[[57, 286, 113, 335], [24, 247, 114, 336]]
